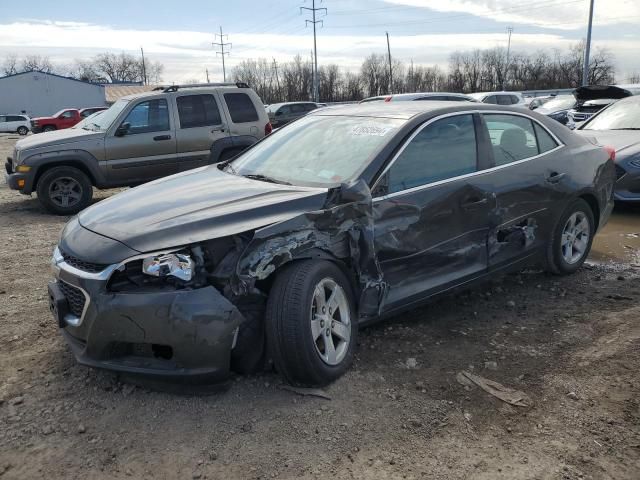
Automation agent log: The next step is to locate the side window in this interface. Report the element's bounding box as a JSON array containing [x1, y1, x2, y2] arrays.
[[304, 103, 318, 111], [8, 115, 23, 121], [416, 96, 446, 101], [446, 96, 465, 102], [510, 95, 520, 105], [484, 95, 498, 104], [484, 114, 539, 165], [223, 92, 259, 123], [0, 116, 6, 123], [534, 123, 559, 153], [290, 104, 306, 114], [497, 95, 512, 105], [121, 99, 170, 134], [277, 106, 290, 115], [60, 111, 75, 119], [177, 94, 222, 128], [385, 114, 477, 194]]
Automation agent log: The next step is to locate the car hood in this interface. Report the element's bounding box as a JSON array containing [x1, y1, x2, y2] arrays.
[[77, 166, 329, 253], [576, 130, 640, 158], [573, 85, 632, 102], [15, 127, 103, 150]]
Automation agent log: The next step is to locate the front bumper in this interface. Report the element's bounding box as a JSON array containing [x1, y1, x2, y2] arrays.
[[50, 247, 246, 383], [614, 166, 640, 202], [4, 157, 34, 193]]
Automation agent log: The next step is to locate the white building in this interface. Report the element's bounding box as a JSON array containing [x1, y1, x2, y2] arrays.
[[0, 71, 106, 117]]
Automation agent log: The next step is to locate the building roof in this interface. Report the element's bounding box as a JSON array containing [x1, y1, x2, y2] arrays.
[[0, 70, 104, 87], [105, 85, 158, 103]]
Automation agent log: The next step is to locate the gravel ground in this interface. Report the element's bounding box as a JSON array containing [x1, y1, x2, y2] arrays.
[[1, 134, 639, 479]]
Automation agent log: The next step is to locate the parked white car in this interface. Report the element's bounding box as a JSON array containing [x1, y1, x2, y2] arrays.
[[469, 91, 526, 107], [0, 114, 30, 135]]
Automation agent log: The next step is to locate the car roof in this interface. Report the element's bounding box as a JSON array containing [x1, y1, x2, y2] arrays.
[[309, 101, 532, 120], [390, 92, 473, 101]]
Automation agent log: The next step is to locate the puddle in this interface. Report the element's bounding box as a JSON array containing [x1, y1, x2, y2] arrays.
[[590, 204, 640, 264]]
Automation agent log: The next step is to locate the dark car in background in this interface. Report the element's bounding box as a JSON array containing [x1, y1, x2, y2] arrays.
[[576, 95, 640, 202], [267, 101, 319, 127], [49, 102, 615, 387], [566, 85, 633, 129]]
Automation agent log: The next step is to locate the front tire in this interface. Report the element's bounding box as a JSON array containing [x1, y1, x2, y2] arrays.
[[266, 260, 357, 386], [546, 198, 595, 275], [43, 125, 56, 133], [17, 126, 28, 136], [36, 166, 93, 215]]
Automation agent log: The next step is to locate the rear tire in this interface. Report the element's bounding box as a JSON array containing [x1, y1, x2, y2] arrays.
[[266, 260, 357, 387], [42, 125, 56, 133], [17, 126, 28, 136], [36, 166, 93, 215], [545, 198, 595, 275]]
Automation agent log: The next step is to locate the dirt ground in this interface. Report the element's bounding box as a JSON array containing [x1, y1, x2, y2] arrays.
[[0, 133, 639, 480]]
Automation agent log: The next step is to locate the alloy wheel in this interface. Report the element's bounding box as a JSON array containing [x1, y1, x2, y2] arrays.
[[49, 177, 83, 209], [310, 277, 351, 366], [561, 211, 590, 264]]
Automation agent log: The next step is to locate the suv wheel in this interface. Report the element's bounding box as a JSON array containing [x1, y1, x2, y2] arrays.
[[266, 260, 357, 386], [546, 198, 594, 275], [36, 166, 93, 215], [43, 125, 56, 133], [17, 126, 28, 136]]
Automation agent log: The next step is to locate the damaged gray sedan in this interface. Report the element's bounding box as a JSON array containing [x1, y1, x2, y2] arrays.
[[49, 102, 616, 386]]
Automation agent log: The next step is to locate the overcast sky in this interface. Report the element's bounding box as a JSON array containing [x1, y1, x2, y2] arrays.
[[0, 0, 638, 84]]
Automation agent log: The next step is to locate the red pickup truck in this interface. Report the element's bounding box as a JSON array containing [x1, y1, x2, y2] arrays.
[[31, 107, 107, 133]]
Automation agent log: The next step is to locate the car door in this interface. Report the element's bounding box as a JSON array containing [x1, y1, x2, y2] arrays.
[[221, 92, 261, 138], [479, 112, 566, 269], [173, 93, 230, 171], [372, 113, 496, 311], [0, 116, 7, 132], [58, 110, 77, 129], [104, 98, 178, 184]]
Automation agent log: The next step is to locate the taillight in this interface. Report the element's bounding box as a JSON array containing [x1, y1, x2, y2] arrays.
[[265, 122, 273, 135], [384, 96, 392, 102], [603, 145, 616, 162]]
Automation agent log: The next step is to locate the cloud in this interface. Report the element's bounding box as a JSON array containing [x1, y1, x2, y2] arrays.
[[381, 0, 640, 29], [0, 19, 638, 83]]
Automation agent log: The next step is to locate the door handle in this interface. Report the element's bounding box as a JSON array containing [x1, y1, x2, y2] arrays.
[[153, 135, 171, 141], [546, 172, 566, 184], [211, 124, 227, 133], [461, 197, 488, 209]]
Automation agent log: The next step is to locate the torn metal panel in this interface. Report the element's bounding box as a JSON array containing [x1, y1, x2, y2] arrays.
[[232, 179, 388, 317], [489, 217, 538, 258]]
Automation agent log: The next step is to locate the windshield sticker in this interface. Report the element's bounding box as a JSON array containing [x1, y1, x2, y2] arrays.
[[351, 123, 395, 137]]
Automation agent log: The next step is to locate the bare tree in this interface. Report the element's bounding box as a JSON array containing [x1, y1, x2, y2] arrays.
[[2, 54, 19, 76], [20, 55, 54, 73]]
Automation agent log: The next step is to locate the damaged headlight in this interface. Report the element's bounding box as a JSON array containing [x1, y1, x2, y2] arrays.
[[142, 253, 194, 281]]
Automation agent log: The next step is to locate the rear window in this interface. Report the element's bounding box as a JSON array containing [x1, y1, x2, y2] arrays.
[[177, 94, 222, 128], [224, 92, 259, 123]]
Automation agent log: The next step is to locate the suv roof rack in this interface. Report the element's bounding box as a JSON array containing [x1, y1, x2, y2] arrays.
[[153, 82, 250, 93]]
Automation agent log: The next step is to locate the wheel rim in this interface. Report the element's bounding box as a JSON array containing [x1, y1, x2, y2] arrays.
[[49, 177, 83, 208], [310, 277, 351, 366], [18, 127, 27, 135], [561, 211, 590, 264]]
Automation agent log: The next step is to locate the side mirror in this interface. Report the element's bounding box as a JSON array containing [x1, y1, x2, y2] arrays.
[[115, 122, 130, 137], [324, 178, 372, 208]]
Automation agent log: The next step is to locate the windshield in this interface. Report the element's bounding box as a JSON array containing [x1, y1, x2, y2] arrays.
[[81, 99, 129, 131], [581, 99, 640, 130], [227, 115, 404, 187], [538, 96, 575, 112]]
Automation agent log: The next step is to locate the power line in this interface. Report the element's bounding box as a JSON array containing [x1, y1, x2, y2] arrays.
[[301, 0, 327, 102], [212, 26, 231, 82]]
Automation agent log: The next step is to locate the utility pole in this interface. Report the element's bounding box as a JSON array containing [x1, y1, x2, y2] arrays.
[[272, 58, 281, 101], [386, 32, 393, 94], [504, 26, 513, 91], [205, 68, 210, 83], [213, 26, 231, 82], [582, 0, 595, 86], [301, 0, 327, 102], [140, 47, 147, 85]]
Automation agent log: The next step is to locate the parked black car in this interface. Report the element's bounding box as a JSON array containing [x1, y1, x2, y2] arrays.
[[577, 95, 640, 202], [267, 102, 318, 127], [49, 102, 615, 387]]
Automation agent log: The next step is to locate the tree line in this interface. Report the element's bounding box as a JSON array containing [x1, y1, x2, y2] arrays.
[[232, 41, 617, 104], [1, 52, 164, 84]]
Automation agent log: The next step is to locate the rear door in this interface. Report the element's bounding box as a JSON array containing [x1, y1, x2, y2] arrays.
[[221, 91, 261, 139], [372, 113, 495, 311], [104, 98, 177, 184], [173, 93, 230, 172], [479, 112, 566, 269]]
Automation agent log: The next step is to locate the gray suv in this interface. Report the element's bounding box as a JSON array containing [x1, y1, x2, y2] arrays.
[[5, 83, 271, 214]]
